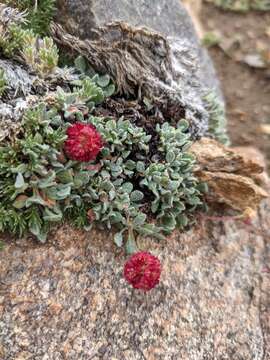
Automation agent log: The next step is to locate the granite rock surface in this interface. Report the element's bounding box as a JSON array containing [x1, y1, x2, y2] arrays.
[[0, 199, 269, 359]]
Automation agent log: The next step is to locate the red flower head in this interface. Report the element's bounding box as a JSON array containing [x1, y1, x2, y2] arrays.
[[64, 123, 103, 162], [124, 252, 161, 291]]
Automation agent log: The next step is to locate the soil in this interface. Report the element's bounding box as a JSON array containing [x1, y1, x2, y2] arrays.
[[198, 3, 270, 357], [199, 3, 270, 168]]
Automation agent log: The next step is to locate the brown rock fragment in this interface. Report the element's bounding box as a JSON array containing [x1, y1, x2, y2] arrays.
[[233, 146, 269, 186], [190, 138, 264, 175], [197, 170, 268, 211], [190, 138, 268, 211]]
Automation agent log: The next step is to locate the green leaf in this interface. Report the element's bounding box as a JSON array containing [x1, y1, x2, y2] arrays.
[[162, 213, 176, 231], [136, 161, 145, 172], [97, 74, 110, 88], [101, 170, 110, 179], [135, 224, 166, 240], [123, 169, 134, 177], [113, 178, 124, 187], [73, 172, 90, 188], [177, 214, 189, 228], [15, 173, 25, 189], [11, 164, 28, 174], [143, 97, 154, 111], [122, 150, 131, 159], [56, 185, 71, 200], [101, 147, 110, 157], [43, 208, 63, 222], [178, 119, 189, 131], [29, 223, 41, 237], [166, 151, 175, 163], [74, 56, 87, 73], [125, 160, 136, 170], [26, 195, 47, 207], [125, 229, 138, 254], [57, 169, 74, 184], [130, 190, 144, 202], [121, 182, 133, 194], [101, 180, 114, 191], [103, 84, 115, 97], [168, 180, 180, 191], [46, 185, 71, 200], [36, 231, 48, 243], [38, 172, 56, 189], [114, 231, 124, 247], [140, 178, 148, 187], [110, 212, 125, 224], [151, 199, 160, 213], [188, 196, 201, 206], [197, 182, 208, 193], [133, 213, 147, 226], [13, 196, 28, 209]]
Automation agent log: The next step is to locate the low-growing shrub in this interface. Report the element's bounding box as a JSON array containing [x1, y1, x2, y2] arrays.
[[0, 72, 204, 251]]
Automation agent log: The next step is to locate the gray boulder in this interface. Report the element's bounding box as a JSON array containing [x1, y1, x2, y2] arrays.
[[54, 0, 224, 139], [56, 0, 220, 93]]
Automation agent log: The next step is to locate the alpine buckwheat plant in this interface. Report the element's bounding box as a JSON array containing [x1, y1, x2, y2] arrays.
[[0, 3, 210, 290], [0, 66, 204, 248]]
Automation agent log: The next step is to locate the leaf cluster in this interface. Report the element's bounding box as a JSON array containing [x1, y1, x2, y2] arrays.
[[0, 23, 27, 57], [204, 91, 230, 145], [0, 104, 67, 241], [22, 34, 59, 77], [141, 121, 205, 234], [0, 20, 58, 77], [5, 0, 56, 35], [0, 66, 204, 251]]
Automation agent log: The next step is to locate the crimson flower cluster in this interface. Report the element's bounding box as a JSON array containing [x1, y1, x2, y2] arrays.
[[64, 123, 103, 162], [124, 252, 161, 291]]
